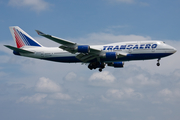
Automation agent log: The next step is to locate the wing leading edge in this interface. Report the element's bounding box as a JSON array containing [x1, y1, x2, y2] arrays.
[[35, 30, 76, 46]]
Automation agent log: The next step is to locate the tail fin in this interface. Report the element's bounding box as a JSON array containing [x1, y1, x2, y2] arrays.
[[9, 26, 42, 48]]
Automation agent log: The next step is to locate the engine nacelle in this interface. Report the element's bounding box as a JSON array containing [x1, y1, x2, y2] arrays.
[[13, 50, 20, 56], [108, 62, 124, 68], [105, 52, 117, 59], [77, 45, 90, 53]]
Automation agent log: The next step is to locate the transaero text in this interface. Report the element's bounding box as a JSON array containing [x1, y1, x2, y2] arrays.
[[103, 44, 158, 50]]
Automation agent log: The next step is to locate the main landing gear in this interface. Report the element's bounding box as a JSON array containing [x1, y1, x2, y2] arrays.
[[88, 62, 105, 72], [156, 58, 161, 66]]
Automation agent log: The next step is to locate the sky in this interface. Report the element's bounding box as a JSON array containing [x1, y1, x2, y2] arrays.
[[0, 0, 180, 120]]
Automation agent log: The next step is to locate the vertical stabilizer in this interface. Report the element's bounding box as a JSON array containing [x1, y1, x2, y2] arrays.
[[9, 26, 42, 48]]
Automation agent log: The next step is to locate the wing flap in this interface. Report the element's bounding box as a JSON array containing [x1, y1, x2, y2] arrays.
[[117, 52, 127, 58], [76, 53, 97, 62], [76, 51, 127, 63]]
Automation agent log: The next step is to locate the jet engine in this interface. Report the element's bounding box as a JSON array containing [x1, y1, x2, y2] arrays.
[[77, 45, 90, 53], [108, 62, 124, 68], [100, 52, 117, 59]]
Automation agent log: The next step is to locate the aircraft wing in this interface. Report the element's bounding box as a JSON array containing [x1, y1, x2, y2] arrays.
[[4, 45, 34, 53], [35, 30, 76, 46], [36, 30, 102, 53], [35, 30, 126, 62]]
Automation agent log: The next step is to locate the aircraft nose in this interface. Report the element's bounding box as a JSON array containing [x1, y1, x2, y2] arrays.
[[166, 44, 177, 54], [173, 47, 177, 53], [169, 46, 177, 54]]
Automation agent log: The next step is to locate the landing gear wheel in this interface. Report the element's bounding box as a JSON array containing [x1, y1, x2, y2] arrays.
[[157, 63, 160, 66], [157, 58, 161, 66], [99, 68, 102, 72]]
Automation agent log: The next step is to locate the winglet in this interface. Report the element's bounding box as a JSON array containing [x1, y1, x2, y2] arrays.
[[35, 30, 45, 36]]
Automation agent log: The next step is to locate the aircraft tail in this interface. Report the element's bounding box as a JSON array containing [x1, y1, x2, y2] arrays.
[[9, 26, 43, 48]]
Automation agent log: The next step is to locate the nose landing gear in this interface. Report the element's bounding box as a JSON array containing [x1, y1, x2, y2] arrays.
[[157, 58, 161, 66]]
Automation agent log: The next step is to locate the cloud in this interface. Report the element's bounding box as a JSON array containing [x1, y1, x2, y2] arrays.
[[173, 69, 180, 78], [8, 0, 50, 12], [36, 77, 61, 93], [18, 93, 47, 103], [126, 74, 159, 86], [65, 72, 77, 81], [157, 88, 180, 103], [159, 89, 172, 96], [0, 55, 11, 64], [75, 32, 151, 45], [102, 88, 143, 102], [89, 71, 115, 83], [17, 77, 71, 104], [51, 93, 71, 100]]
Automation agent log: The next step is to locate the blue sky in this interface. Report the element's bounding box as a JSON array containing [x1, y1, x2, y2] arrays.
[[1, 0, 180, 120]]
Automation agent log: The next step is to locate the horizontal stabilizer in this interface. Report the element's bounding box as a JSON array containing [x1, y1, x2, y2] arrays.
[[4, 45, 34, 54]]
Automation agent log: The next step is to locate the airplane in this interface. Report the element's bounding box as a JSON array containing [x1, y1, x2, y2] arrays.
[[4, 26, 177, 72]]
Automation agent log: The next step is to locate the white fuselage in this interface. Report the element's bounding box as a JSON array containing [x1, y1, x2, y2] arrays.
[[18, 41, 176, 63], [7, 26, 177, 71]]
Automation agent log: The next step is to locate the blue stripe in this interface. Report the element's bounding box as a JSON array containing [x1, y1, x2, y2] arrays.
[[125, 53, 173, 60], [41, 53, 173, 63], [113, 53, 173, 61], [24, 35, 41, 46], [18, 30, 29, 45], [16, 30, 41, 47], [42, 56, 81, 63]]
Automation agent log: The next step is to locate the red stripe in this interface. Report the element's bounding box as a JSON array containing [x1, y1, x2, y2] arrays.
[[13, 28, 22, 48], [17, 32, 25, 47], [14, 31, 21, 48], [14, 28, 24, 47], [16, 29, 25, 46], [13, 28, 24, 48]]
